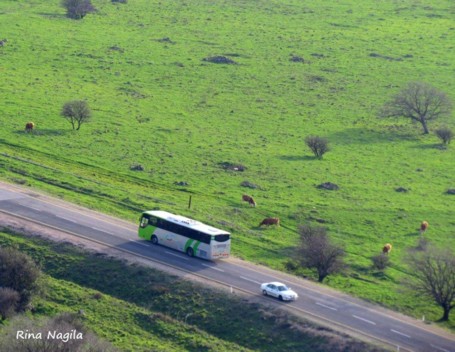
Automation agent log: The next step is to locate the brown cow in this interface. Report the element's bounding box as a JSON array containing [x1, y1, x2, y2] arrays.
[[25, 122, 35, 132], [242, 194, 256, 207], [382, 243, 392, 255], [420, 221, 429, 235], [259, 217, 280, 227]]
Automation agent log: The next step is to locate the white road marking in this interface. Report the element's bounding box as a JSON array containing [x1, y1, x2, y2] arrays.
[[91, 227, 107, 233], [390, 329, 411, 338], [430, 344, 450, 352], [128, 239, 151, 248], [240, 276, 262, 285], [59, 216, 76, 222], [27, 206, 43, 212], [201, 263, 225, 272], [165, 251, 189, 260], [352, 315, 376, 325], [316, 302, 338, 311]]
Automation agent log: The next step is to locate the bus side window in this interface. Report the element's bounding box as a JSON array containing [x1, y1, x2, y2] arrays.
[[149, 216, 158, 227], [140, 216, 149, 228]]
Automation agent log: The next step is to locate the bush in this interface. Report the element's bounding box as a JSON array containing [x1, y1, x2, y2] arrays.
[[305, 136, 330, 159], [0, 287, 20, 319], [435, 127, 453, 145], [112, 0, 127, 3], [62, 0, 95, 20], [0, 247, 41, 311], [371, 254, 390, 271]]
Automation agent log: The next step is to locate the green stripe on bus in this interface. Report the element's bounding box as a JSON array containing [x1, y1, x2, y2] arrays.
[[138, 225, 156, 240], [193, 241, 201, 254], [184, 239, 194, 252]]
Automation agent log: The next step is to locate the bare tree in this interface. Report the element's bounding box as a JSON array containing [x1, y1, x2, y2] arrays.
[[298, 225, 345, 282], [305, 136, 330, 159], [62, 0, 95, 20], [406, 246, 455, 321], [435, 127, 453, 145], [379, 82, 452, 134], [61, 100, 92, 130]]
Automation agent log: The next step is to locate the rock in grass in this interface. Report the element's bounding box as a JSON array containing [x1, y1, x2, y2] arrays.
[[317, 182, 339, 191]]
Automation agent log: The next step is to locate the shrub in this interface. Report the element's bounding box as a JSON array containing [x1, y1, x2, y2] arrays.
[[0, 247, 41, 311], [0, 287, 20, 319], [371, 254, 390, 271], [435, 127, 453, 145], [62, 0, 95, 19], [305, 136, 330, 159]]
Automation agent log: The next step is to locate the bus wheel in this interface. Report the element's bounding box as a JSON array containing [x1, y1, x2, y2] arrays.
[[151, 235, 158, 245], [186, 247, 194, 257]]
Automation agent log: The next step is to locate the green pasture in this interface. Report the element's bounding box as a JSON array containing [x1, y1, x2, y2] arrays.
[[0, 0, 454, 329]]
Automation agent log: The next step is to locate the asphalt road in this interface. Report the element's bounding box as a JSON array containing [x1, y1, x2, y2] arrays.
[[0, 184, 454, 352]]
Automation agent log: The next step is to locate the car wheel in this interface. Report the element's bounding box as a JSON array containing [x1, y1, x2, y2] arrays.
[[186, 247, 194, 257], [262, 290, 268, 296], [278, 295, 283, 301], [151, 235, 158, 245]]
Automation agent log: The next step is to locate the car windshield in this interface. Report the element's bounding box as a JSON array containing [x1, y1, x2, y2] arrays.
[[277, 285, 289, 291]]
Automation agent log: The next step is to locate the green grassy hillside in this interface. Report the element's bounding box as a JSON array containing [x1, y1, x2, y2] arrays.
[[1, 0, 454, 329]]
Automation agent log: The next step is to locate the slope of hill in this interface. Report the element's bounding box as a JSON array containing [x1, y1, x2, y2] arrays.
[[0, 0, 454, 329]]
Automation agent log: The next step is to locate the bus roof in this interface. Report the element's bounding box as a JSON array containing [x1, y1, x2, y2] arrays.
[[143, 210, 230, 236]]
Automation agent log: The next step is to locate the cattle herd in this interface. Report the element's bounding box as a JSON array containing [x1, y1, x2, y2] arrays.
[[242, 194, 430, 256], [242, 194, 280, 228]]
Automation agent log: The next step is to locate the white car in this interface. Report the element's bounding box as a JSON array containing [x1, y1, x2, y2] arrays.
[[261, 282, 298, 301]]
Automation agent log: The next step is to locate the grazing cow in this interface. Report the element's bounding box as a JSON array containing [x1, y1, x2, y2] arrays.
[[420, 221, 429, 235], [382, 243, 392, 255], [0, 39, 6, 47], [259, 217, 280, 227], [25, 122, 35, 132], [242, 194, 256, 207]]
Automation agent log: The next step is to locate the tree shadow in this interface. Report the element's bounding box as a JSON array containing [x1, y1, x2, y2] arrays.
[[410, 143, 446, 150], [38, 13, 67, 19], [14, 129, 71, 136], [327, 127, 418, 145], [278, 155, 316, 161]]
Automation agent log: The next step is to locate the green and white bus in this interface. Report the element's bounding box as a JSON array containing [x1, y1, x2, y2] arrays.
[[138, 210, 231, 260]]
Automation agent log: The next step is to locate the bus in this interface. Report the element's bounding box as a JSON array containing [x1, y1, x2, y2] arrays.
[[138, 210, 231, 260]]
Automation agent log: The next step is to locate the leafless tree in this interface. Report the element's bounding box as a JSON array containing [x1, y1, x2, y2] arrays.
[[305, 136, 330, 159], [406, 246, 455, 321], [298, 225, 345, 282], [61, 100, 92, 130], [379, 82, 452, 134]]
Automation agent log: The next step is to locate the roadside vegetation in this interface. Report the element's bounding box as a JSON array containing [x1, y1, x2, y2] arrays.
[[0, 0, 454, 333], [0, 229, 384, 352]]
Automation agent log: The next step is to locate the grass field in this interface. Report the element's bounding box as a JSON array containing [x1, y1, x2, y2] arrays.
[[0, 0, 454, 331], [0, 229, 383, 352]]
